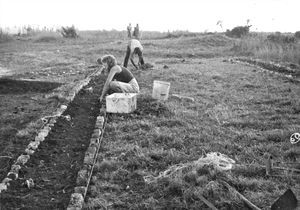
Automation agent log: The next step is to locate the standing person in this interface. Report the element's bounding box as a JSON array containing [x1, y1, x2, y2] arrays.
[[123, 39, 145, 69], [127, 23, 132, 38], [133, 24, 140, 39], [98, 55, 139, 102]]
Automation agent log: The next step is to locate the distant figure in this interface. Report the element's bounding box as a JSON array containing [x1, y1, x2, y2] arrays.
[[127, 23, 132, 38], [133, 24, 140, 39], [123, 39, 145, 69], [98, 55, 139, 102]]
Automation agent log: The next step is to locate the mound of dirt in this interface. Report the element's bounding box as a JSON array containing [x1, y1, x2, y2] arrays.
[[135, 95, 173, 117], [140, 63, 154, 70]]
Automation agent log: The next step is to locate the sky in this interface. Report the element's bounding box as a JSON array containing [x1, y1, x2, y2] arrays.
[[0, 0, 299, 33]]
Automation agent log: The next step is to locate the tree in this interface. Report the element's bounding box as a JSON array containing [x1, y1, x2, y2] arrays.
[[225, 25, 251, 38], [60, 25, 78, 38]]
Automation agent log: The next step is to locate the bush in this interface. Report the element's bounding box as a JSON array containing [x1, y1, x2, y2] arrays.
[[0, 29, 13, 43], [60, 26, 78, 38], [24, 26, 34, 35], [295, 31, 300, 39], [267, 33, 296, 44], [225, 25, 251, 38], [34, 35, 58, 43]]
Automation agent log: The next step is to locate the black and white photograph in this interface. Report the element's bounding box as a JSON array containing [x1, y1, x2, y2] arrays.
[[0, 0, 299, 209]]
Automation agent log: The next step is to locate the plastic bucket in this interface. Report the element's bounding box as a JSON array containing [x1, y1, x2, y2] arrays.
[[152, 80, 171, 100]]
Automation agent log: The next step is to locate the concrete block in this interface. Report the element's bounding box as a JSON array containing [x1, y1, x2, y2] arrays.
[[76, 170, 88, 186], [7, 172, 18, 180], [11, 164, 21, 173], [67, 193, 84, 210], [25, 148, 35, 155], [2, 178, 12, 184], [28, 141, 39, 150], [16, 155, 30, 165], [74, 186, 87, 196], [0, 183, 7, 192], [91, 129, 101, 139]]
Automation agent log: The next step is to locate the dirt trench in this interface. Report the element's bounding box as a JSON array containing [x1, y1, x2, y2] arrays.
[[0, 78, 63, 181], [0, 75, 105, 210]]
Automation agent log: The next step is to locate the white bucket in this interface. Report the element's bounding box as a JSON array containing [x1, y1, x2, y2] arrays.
[[152, 80, 171, 100]]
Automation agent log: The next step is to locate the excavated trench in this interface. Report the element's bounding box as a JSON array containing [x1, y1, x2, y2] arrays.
[[0, 75, 105, 209]]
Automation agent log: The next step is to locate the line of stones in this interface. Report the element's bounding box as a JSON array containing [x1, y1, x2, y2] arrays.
[[67, 111, 106, 210], [230, 57, 299, 82], [0, 69, 102, 193]]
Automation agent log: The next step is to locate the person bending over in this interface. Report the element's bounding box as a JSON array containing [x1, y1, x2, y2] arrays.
[[98, 55, 139, 102], [123, 39, 145, 69]]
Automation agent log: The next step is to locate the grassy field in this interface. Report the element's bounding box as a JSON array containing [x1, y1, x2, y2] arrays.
[[85, 57, 300, 209], [232, 32, 300, 65], [0, 30, 300, 209]]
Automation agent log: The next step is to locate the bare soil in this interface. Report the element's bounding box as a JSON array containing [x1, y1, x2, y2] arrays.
[[0, 78, 62, 180], [0, 75, 105, 209]]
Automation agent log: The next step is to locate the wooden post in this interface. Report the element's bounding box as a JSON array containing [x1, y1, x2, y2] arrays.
[[264, 153, 272, 176], [220, 180, 262, 210]]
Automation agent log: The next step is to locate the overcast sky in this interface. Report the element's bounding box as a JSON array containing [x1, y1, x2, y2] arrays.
[[0, 0, 299, 32]]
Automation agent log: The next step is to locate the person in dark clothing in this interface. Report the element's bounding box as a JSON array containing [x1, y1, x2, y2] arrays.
[[133, 24, 140, 39], [98, 55, 139, 102], [127, 23, 132, 38]]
